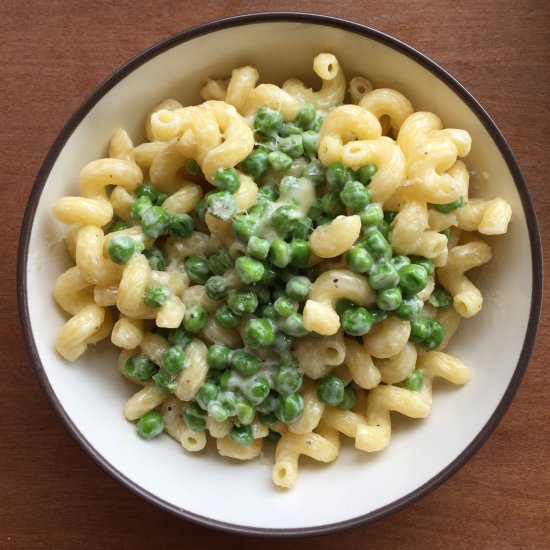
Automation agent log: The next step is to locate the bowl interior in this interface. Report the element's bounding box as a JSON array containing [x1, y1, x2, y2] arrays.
[[22, 17, 536, 533]]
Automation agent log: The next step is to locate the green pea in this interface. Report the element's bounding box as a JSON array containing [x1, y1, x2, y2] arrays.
[[272, 365, 303, 396], [258, 135, 278, 152], [124, 354, 156, 381], [285, 276, 311, 302], [155, 192, 168, 206], [215, 304, 240, 329], [337, 386, 357, 410], [268, 239, 291, 268], [290, 218, 313, 241], [274, 295, 299, 317], [244, 376, 271, 405], [108, 234, 137, 265], [235, 256, 265, 284], [143, 247, 166, 271], [279, 134, 304, 159], [394, 295, 423, 320], [310, 114, 325, 132], [194, 197, 207, 222], [272, 204, 301, 236], [358, 202, 384, 228], [161, 346, 186, 374], [185, 158, 202, 176], [318, 375, 345, 406], [130, 196, 153, 219], [183, 305, 209, 333], [227, 289, 259, 316], [236, 400, 256, 425], [398, 264, 428, 295], [136, 411, 164, 439], [346, 246, 374, 274], [340, 180, 371, 210], [213, 167, 241, 193], [257, 392, 280, 414], [196, 382, 219, 410], [303, 159, 325, 185], [167, 327, 194, 349], [232, 215, 260, 243], [244, 318, 276, 347], [260, 411, 278, 426], [207, 247, 233, 275], [140, 205, 170, 238], [257, 185, 279, 203], [379, 220, 390, 240], [183, 404, 207, 432], [204, 275, 227, 301], [316, 213, 334, 226], [297, 103, 316, 127], [229, 423, 254, 445], [153, 369, 177, 393], [368, 259, 400, 290], [206, 191, 237, 221], [335, 298, 356, 316], [143, 285, 169, 307], [390, 255, 411, 272], [169, 213, 195, 238], [409, 316, 432, 343], [301, 130, 319, 155], [440, 227, 451, 239], [207, 343, 231, 370], [411, 256, 435, 276], [207, 400, 229, 423], [274, 332, 293, 355], [109, 220, 129, 233], [429, 285, 453, 308], [356, 164, 378, 184], [185, 256, 211, 284], [231, 349, 262, 378], [275, 392, 304, 424], [135, 184, 158, 204], [376, 287, 403, 311], [252, 284, 271, 305], [341, 307, 374, 336], [281, 312, 309, 337], [219, 391, 239, 416], [261, 304, 278, 321], [326, 162, 353, 190], [422, 320, 445, 349], [363, 229, 392, 260], [278, 122, 302, 137], [403, 369, 424, 391], [434, 196, 465, 213], [321, 191, 345, 216], [289, 239, 308, 268], [254, 107, 283, 135], [241, 148, 270, 179], [267, 150, 293, 172]]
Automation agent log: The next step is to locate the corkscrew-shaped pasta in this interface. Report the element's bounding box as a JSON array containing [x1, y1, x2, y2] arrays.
[[53, 266, 113, 361], [303, 269, 376, 335], [52, 158, 143, 227], [437, 240, 492, 317]]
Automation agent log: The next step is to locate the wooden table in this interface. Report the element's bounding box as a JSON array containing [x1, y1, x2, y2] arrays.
[[2, 1, 548, 548]]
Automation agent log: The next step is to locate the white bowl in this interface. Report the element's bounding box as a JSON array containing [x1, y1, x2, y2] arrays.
[[18, 13, 542, 536]]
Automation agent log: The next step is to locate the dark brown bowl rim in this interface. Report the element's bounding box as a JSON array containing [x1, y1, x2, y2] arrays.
[[17, 11, 543, 538]]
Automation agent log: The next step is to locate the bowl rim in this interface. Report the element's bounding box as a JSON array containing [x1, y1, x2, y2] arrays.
[[17, 11, 543, 538]]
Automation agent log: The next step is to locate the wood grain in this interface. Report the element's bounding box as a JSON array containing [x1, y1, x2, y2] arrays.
[[1, 0, 549, 548]]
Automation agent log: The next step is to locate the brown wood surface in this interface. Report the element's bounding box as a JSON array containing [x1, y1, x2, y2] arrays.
[[1, 0, 549, 548]]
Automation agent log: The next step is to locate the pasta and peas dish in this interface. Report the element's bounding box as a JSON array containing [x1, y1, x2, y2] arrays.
[[52, 53, 512, 488]]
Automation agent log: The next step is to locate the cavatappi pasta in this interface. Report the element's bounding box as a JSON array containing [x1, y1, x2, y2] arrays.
[[52, 53, 512, 488]]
